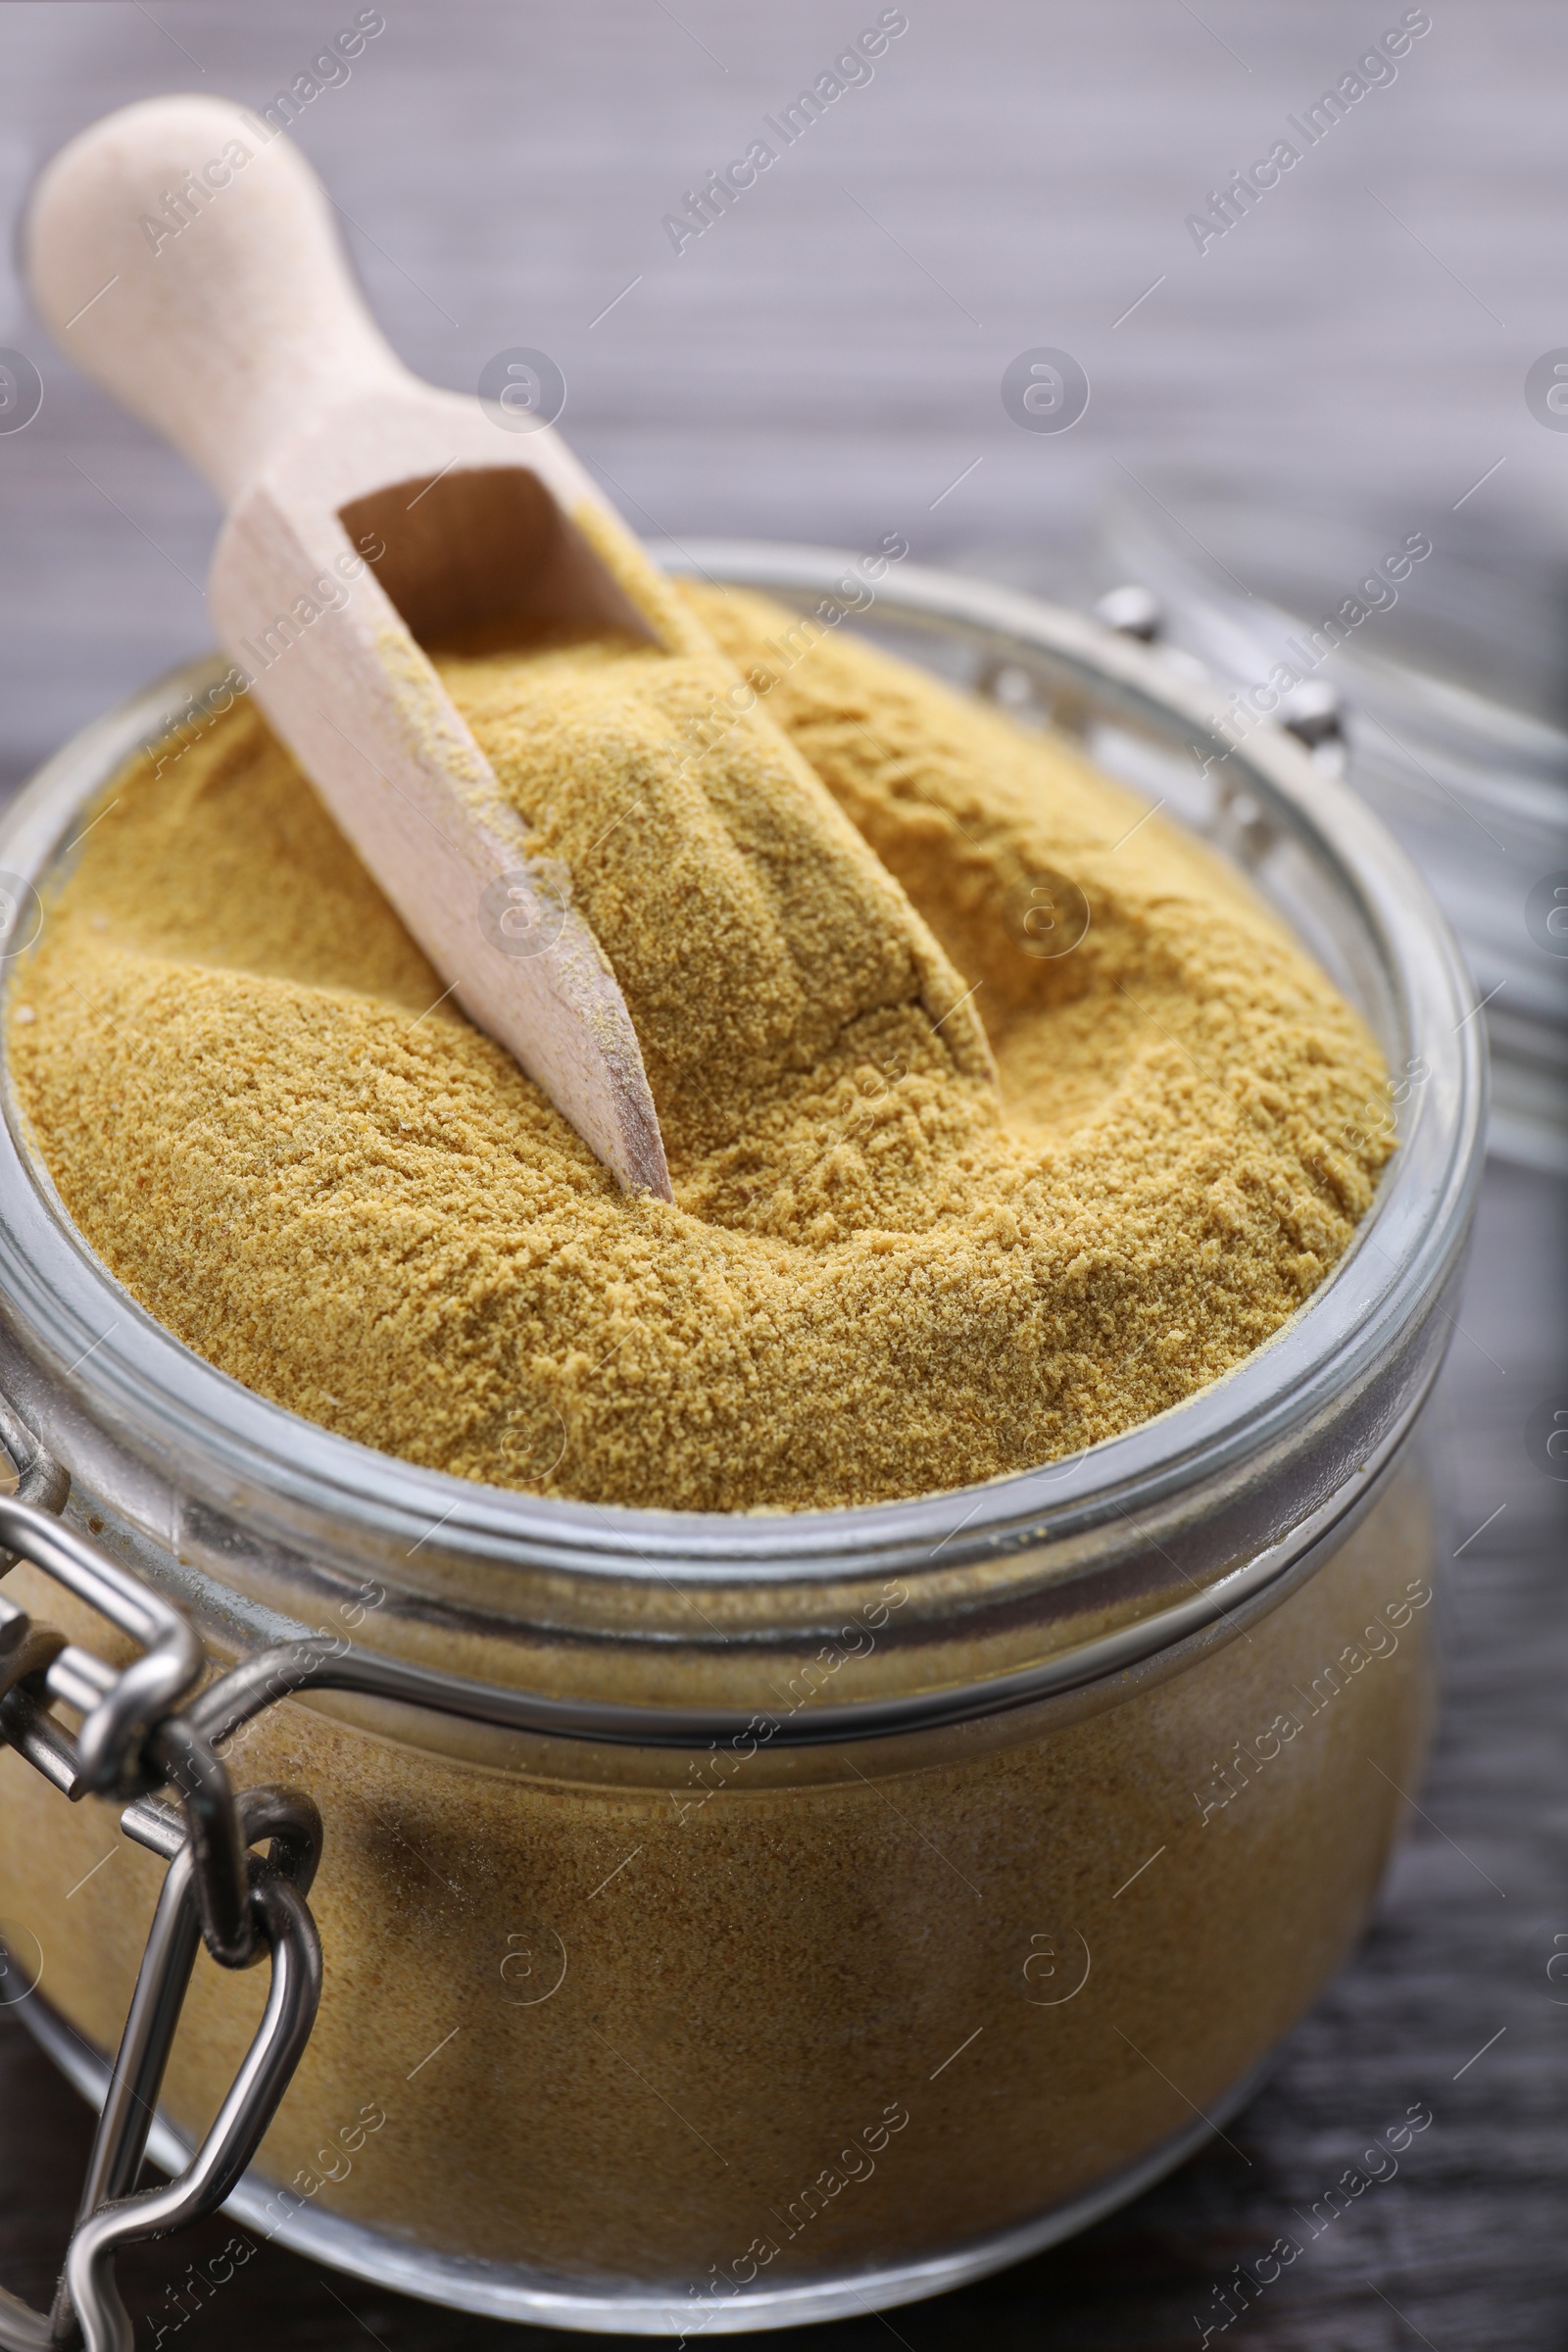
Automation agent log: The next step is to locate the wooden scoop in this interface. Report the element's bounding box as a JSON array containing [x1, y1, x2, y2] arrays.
[[26, 95, 691, 1193]]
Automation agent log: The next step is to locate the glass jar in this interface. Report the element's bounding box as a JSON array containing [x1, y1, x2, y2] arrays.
[[0, 546, 1485, 2335], [1082, 472, 1568, 1176]]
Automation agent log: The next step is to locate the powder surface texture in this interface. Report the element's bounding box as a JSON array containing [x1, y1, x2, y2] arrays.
[[8, 587, 1392, 1510]]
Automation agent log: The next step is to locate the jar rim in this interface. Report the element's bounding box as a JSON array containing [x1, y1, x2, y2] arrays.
[[0, 542, 1486, 1603]]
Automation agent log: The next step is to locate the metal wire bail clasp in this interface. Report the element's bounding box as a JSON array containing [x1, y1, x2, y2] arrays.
[[60, 1787, 323, 2352], [0, 1419, 326, 2352], [0, 1479, 292, 1978], [0, 1490, 204, 1799]]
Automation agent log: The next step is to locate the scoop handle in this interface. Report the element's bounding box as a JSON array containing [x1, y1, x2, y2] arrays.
[[25, 95, 410, 505]]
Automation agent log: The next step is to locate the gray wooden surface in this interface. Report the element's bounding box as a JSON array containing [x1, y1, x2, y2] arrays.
[[1, 5, 1566, 2347]]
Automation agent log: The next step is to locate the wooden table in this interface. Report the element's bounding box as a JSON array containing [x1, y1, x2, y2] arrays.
[[2, 5, 1566, 2344]]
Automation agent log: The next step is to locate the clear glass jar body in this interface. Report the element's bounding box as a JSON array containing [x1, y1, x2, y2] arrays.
[[2, 1470, 1436, 2330], [0, 549, 1485, 2332], [1085, 473, 1568, 1173]]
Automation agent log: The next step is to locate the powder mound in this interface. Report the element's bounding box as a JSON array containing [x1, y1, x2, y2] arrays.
[[431, 600, 995, 1159], [8, 585, 1393, 1510]]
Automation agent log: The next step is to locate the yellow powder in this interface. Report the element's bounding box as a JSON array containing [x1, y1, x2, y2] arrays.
[[413, 591, 997, 1159], [0, 1472, 1435, 2286], [7, 586, 1392, 1511]]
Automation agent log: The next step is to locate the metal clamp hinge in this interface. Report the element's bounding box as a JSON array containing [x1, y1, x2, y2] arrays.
[[0, 1412, 324, 2352]]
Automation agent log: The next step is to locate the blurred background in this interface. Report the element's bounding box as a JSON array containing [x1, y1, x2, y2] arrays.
[[1, 5, 1565, 2348]]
